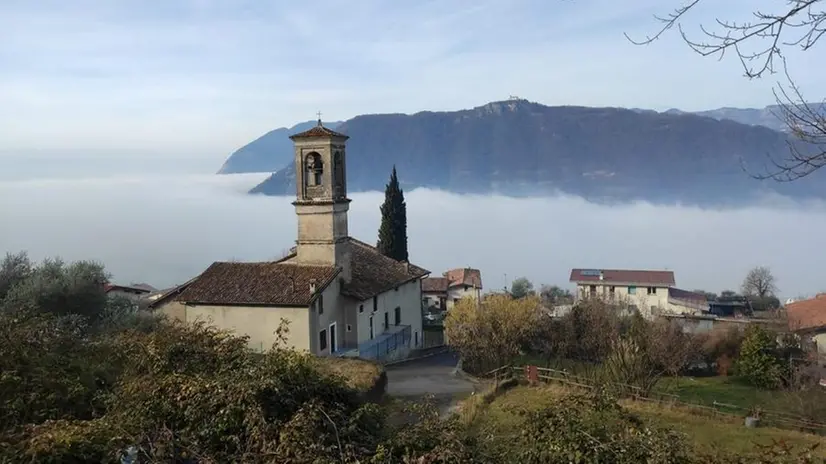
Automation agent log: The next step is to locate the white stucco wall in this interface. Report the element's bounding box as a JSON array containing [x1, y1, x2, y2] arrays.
[[160, 302, 311, 353], [423, 292, 443, 309], [575, 283, 670, 318], [814, 332, 826, 356], [352, 279, 424, 350], [309, 278, 350, 356], [446, 285, 481, 310]]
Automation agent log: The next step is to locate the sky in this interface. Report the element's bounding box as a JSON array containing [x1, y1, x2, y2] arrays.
[[2, 0, 825, 167], [1, 173, 824, 300]]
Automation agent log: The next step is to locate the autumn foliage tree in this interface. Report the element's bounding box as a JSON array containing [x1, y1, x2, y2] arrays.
[[444, 293, 542, 374]]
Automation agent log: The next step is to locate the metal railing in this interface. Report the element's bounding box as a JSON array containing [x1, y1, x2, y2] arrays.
[[357, 325, 411, 362]]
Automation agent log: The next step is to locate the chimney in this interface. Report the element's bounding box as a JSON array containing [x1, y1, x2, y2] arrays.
[[309, 279, 317, 294], [816, 293, 826, 299], [598, 271, 604, 281], [403, 261, 410, 273]]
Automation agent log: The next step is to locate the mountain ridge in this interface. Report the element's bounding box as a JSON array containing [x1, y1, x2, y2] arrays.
[[222, 99, 826, 205]]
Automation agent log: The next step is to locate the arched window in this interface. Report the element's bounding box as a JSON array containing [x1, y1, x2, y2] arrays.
[[333, 151, 344, 196], [305, 152, 323, 186]]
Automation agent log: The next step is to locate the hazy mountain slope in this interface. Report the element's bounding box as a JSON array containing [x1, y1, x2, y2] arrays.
[[246, 100, 825, 205], [669, 103, 825, 132], [217, 120, 342, 174]]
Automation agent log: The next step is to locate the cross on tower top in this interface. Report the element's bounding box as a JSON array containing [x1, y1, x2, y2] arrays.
[[316, 111, 323, 126]]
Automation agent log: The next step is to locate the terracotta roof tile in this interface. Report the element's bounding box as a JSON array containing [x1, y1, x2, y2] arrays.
[[422, 277, 450, 293], [569, 269, 675, 286], [444, 268, 483, 289], [341, 238, 430, 300], [786, 294, 826, 331], [175, 261, 340, 306], [289, 122, 349, 140]]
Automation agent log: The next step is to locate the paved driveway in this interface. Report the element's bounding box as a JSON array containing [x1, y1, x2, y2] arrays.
[[385, 351, 480, 415]]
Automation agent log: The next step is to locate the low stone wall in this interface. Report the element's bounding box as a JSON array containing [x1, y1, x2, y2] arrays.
[[361, 369, 388, 403]]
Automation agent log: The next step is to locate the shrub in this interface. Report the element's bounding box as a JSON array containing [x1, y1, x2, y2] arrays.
[[512, 389, 694, 464], [738, 325, 784, 389], [0, 311, 118, 431]]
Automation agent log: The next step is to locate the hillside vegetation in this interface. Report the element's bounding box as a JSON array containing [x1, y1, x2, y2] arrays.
[[241, 100, 826, 204], [469, 384, 825, 462], [2, 252, 824, 462]]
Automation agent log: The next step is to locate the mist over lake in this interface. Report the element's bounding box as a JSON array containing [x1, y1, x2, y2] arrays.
[[1, 173, 824, 299]]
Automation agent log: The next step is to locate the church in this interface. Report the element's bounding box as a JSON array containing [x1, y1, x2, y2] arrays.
[[150, 120, 430, 361]]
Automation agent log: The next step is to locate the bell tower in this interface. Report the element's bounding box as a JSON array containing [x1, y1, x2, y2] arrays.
[[289, 118, 351, 280]]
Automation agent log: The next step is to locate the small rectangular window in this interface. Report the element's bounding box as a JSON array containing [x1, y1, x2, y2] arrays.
[[359, 304, 364, 313], [647, 287, 656, 295], [384, 312, 389, 330], [346, 324, 352, 332], [628, 286, 637, 295], [394, 306, 401, 325], [317, 295, 324, 315], [373, 296, 378, 312], [319, 329, 327, 351]]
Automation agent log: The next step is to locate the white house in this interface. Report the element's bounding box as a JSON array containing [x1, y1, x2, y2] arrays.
[[569, 268, 675, 317]]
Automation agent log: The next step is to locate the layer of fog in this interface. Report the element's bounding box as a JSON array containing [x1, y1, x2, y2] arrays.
[[1, 173, 824, 299]]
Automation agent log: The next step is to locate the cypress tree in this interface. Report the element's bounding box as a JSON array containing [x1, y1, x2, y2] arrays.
[[376, 166, 409, 262]]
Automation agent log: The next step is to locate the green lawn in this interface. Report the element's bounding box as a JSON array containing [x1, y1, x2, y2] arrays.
[[514, 356, 802, 416], [469, 384, 826, 459], [655, 375, 776, 411]]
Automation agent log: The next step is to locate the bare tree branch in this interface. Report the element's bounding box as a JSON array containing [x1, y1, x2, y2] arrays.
[[627, 1, 826, 182]]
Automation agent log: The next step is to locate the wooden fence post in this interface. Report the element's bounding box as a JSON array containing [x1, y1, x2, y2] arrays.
[[526, 365, 539, 385]]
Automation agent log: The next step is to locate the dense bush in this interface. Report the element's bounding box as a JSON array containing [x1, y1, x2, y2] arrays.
[[1, 252, 823, 463], [513, 389, 695, 464]]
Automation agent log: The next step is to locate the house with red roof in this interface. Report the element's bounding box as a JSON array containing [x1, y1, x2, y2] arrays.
[[786, 293, 826, 359], [569, 268, 706, 317], [422, 267, 483, 312], [150, 121, 430, 362]]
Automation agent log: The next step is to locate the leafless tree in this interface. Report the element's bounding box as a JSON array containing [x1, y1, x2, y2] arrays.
[[741, 265, 778, 298], [626, 1, 826, 181]]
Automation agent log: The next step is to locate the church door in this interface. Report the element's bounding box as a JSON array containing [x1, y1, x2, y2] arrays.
[[329, 322, 337, 353]]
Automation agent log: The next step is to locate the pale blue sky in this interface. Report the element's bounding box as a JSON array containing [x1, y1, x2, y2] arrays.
[[1, 0, 824, 161]]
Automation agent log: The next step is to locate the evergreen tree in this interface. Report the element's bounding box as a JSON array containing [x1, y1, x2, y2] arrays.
[[376, 166, 409, 262]]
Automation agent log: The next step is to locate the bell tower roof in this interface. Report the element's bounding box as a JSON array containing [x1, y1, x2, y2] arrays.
[[289, 119, 349, 141]]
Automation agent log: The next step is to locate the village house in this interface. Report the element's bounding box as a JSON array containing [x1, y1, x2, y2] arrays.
[[150, 120, 430, 362], [104, 283, 153, 301], [422, 268, 483, 312], [569, 268, 707, 317], [785, 293, 826, 360]]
